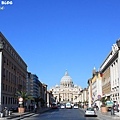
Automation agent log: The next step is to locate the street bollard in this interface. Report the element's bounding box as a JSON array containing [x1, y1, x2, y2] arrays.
[[0, 112, 3, 118], [8, 110, 12, 116]]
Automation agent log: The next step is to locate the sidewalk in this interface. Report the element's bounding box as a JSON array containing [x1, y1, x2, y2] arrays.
[[79, 108, 120, 120], [114, 111, 120, 117], [0, 107, 51, 120], [97, 110, 120, 120]]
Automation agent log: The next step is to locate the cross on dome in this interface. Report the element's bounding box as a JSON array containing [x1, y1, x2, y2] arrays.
[[65, 69, 69, 76]]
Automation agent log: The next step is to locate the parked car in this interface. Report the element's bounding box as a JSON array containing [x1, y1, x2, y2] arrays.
[[84, 107, 97, 117], [60, 104, 65, 109], [57, 104, 61, 107], [73, 105, 79, 109], [51, 103, 58, 109], [9, 106, 18, 112]]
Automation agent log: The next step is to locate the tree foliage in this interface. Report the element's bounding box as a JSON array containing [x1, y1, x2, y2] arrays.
[[14, 91, 34, 107], [14, 91, 34, 101], [100, 97, 107, 107]]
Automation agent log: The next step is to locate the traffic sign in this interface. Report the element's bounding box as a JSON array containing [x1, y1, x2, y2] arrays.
[[98, 95, 101, 99], [19, 97, 23, 102], [19, 101, 23, 104]]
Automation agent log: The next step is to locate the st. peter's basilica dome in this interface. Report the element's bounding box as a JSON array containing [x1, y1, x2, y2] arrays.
[[60, 70, 73, 87], [50, 70, 82, 104]]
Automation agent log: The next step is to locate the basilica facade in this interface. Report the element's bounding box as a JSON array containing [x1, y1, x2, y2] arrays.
[[50, 71, 82, 104]]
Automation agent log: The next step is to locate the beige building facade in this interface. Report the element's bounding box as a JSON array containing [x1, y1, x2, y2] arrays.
[[80, 88, 88, 105], [87, 68, 102, 108], [50, 71, 82, 104], [88, 78, 92, 107], [100, 40, 120, 104]]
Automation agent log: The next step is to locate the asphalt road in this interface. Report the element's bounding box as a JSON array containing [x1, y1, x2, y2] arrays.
[[22, 108, 99, 120]]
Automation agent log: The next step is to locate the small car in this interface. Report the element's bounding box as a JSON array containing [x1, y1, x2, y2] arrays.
[[73, 105, 79, 109], [9, 106, 18, 112], [51, 103, 58, 109], [84, 107, 97, 117], [60, 104, 65, 109], [66, 102, 72, 109]]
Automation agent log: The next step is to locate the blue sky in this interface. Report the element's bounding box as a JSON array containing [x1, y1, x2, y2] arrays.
[[0, 0, 120, 90]]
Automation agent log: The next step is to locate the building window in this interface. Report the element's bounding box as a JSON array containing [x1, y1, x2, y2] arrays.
[[6, 70, 8, 80], [3, 84, 4, 90], [6, 85, 7, 91], [3, 96, 4, 104], [7, 59, 8, 65], [4, 57, 6, 63], [3, 68, 5, 77], [8, 86, 10, 92], [11, 87, 12, 92], [74, 96, 77, 100], [8, 97, 10, 104], [11, 98, 12, 104], [6, 97, 7, 104], [9, 72, 10, 82]]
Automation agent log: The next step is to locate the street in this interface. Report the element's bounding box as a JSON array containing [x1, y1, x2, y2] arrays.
[[22, 108, 99, 120]]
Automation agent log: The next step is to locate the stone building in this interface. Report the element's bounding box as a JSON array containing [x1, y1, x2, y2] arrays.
[[41, 83, 47, 107], [0, 32, 27, 111], [91, 68, 102, 108], [50, 70, 82, 104], [26, 72, 48, 108], [80, 88, 88, 105], [26, 72, 41, 107], [100, 40, 120, 104], [88, 78, 92, 107], [47, 91, 55, 107], [27, 72, 40, 99]]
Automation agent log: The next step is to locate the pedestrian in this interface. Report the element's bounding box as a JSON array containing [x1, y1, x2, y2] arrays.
[[111, 103, 115, 115], [96, 106, 99, 111], [30, 103, 33, 111], [116, 102, 119, 112], [34, 104, 37, 113], [28, 104, 30, 111]]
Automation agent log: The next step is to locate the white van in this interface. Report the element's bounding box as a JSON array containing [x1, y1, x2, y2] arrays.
[[66, 102, 72, 109]]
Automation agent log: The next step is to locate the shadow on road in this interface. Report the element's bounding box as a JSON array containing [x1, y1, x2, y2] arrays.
[[84, 115, 97, 117], [47, 108, 60, 113]]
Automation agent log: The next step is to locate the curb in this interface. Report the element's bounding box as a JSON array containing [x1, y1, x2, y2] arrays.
[[8, 113, 35, 120], [0, 108, 51, 120]]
